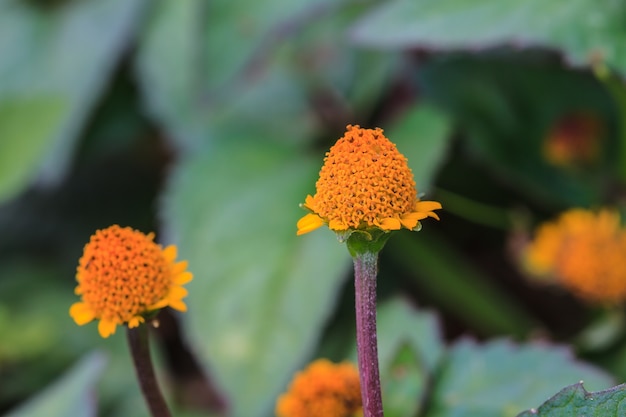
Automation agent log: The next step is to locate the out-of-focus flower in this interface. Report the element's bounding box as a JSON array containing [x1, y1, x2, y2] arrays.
[[276, 359, 362, 417], [69, 225, 192, 338], [543, 112, 604, 167], [297, 124, 441, 237], [523, 209, 626, 304]]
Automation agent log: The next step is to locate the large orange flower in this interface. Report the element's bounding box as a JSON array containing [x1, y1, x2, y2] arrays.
[[69, 225, 192, 338], [297, 125, 441, 236]]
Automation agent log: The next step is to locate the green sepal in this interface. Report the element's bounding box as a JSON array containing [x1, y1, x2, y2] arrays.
[[344, 228, 393, 257]]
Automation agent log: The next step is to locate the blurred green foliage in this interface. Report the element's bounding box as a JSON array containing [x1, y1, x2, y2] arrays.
[[2, 0, 626, 416]]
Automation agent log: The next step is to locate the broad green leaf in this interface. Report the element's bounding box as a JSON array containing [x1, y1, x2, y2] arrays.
[[418, 52, 617, 208], [386, 231, 536, 337], [600, 73, 626, 182], [4, 352, 106, 417], [0, 97, 66, 204], [387, 104, 452, 193], [517, 382, 626, 417], [374, 298, 444, 376], [361, 298, 445, 417], [161, 138, 350, 417], [0, 258, 104, 404], [350, 0, 626, 74], [382, 344, 425, 417], [136, 0, 396, 148], [0, 0, 147, 195], [426, 339, 614, 417]]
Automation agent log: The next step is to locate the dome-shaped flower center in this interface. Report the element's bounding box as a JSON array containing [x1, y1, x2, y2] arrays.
[[75, 225, 171, 323], [313, 125, 416, 229]]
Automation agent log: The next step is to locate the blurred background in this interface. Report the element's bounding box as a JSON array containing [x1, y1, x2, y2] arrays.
[[1, 0, 626, 416]]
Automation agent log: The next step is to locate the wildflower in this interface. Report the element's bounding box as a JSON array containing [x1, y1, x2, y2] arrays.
[[297, 125, 441, 237], [543, 112, 603, 167], [69, 225, 192, 338], [524, 209, 626, 304], [276, 359, 362, 417]]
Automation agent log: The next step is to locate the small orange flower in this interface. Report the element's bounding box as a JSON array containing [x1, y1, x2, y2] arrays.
[[69, 225, 192, 338], [543, 112, 603, 167], [276, 359, 362, 417], [524, 209, 626, 304], [297, 125, 441, 236]]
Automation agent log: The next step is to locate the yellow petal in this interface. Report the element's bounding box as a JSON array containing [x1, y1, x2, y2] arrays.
[[378, 217, 402, 230], [426, 211, 440, 220], [171, 260, 188, 275], [128, 316, 145, 328], [415, 200, 442, 212], [303, 195, 316, 211], [98, 318, 117, 338], [400, 212, 427, 230], [168, 285, 189, 301], [173, 271, 193, 285], [149, 286, 189, 311], [149, 299, 168, 310], [168, 299, 188, 312], [297, 213, 325, 235], [69, 302, 96, 325], [162, 245, 177, 263]]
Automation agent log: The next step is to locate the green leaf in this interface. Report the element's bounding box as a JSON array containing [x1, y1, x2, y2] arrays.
[[386, 231, 536, 337], [517, 382, 626, 417], [0, 97, 66, 204], [600, 73, 626, 182], [417, 52, 617, 208], [426, 339, 615, 417], [161, 138, 350, 417], [350, 0, 626, 74], [387, 104, 452, 193], [4, 352, 107, 417], [374, 298, 444, 377], [0, 0, 146, 195], [371, 298, 445, 417], [382, 344, 425, 417], [136, 0, 396, 147]]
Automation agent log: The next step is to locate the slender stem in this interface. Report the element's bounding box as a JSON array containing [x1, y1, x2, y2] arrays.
[[127, 325, 172, 417], [353, 251, 384, 417]]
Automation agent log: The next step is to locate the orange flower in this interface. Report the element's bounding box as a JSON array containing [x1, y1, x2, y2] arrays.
[[543, 112, 603, 167], [524, 209, 626, 304], [297, 125, 441, 236], [276, 359, 362, 417], [69, 225, 192, 338]]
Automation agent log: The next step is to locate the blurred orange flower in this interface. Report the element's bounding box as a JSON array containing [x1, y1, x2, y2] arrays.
[[524, 209, 626, 304], [69, 225, 192, 338], [543, 112, 604, 167], [276, 359, 362, 417]]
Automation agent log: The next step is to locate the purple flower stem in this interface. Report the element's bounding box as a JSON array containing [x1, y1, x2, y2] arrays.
[[127, 325, 172, 417], [353, 250, 384, 417]]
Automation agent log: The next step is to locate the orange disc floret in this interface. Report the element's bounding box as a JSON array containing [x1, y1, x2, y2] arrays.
[[543, 112, 603, 167], [524, 209, 626, 304], [69, 225, 193, 338], [276, 359, 361, 417], [297, 125, 441, 235]]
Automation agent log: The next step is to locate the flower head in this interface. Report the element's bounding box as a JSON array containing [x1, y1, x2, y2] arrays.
[[276, 359, 362, 417], [543, 112, 603, 167], [523, 209, 626, 304], [297, 125, 441, 237], [69, 225, 192, 338]]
